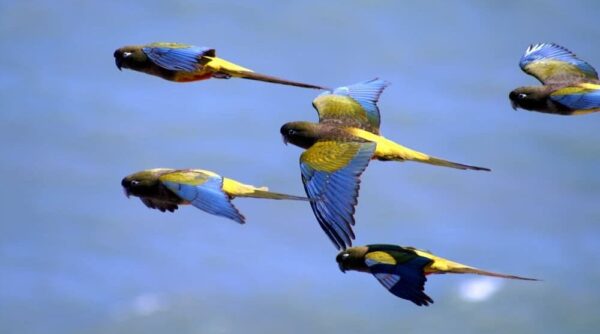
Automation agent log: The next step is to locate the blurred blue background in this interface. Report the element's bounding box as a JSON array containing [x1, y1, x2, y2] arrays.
[[1, 0, 599, 333]]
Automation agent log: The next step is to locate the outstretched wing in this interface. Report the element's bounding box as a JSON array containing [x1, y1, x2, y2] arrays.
[[365, 250, 434, 306], [143, 43, 215, 72], [550, 82, 600, 113], [312, 78, 390, 133], [159, 170, 245, 224], [300, 141, 376, 250], [519, 43, 598, 84]]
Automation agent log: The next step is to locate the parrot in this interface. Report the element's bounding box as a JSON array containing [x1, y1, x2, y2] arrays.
[[509, 43, 600, 115], [121, 168, 309, 224], [280, 78, 490, 249], [336, 244, 538, 306], [114, 42, 328, 90]]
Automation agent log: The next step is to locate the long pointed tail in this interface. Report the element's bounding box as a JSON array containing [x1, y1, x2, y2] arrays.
[[238, 71, 328, 90], [248, 189, 312, 201], [448, 266, 539, 281], [349, 128, 491, 171], [424, 156, 491, 171], [203, 56, 328, 90], [387, 143, 491, 171]]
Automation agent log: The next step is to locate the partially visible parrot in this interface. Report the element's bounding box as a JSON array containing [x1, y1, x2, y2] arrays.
[[280, 78, 490, 250], [509, 43, 600, 115], [114, 42, 328, 90], [336, 244, 538, 306], [121, 168, 309, 224]]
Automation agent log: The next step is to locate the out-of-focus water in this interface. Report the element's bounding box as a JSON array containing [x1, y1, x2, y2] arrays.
[[1, 1, 599, 333]]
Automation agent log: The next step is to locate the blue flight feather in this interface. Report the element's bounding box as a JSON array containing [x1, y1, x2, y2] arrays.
[[300, 142, 376, 250], [520, 43, 598, 79], [332, 78, 390, 129], [551, 89, 600, 110], [143, 45, 213, 72], [162, 175, 245, 224], [368, 256, 434, 306]]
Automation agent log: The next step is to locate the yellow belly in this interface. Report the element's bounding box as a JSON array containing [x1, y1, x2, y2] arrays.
[[345, 127, 430, 161]]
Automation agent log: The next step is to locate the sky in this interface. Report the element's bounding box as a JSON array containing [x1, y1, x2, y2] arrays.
[[1, 1, 599, 333]]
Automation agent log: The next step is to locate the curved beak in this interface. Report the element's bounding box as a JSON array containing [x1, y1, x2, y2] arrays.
[[123, 188, 131, 198], [511, 100, 518, 110], [338, 262, 346, 273], [115, 57, 123, 71], [281, 135, 288, 145]]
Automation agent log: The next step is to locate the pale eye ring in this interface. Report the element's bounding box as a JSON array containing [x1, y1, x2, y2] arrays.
[[130, 180, 140, 186], [518, 93, 527, 99], [342, 253, 350, 259], [288, 129, 296, 136], [123, 51, 132, 58]]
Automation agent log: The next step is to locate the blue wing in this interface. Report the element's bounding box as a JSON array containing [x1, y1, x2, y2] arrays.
[[300, 141, 376, 250], [161, 174, 245, 224], [550, 85, 600, 111], [520, 43, 598, 83], [366, 256, 434, 306], [331, 78, 390, 129], [143, 45, 214, 72]]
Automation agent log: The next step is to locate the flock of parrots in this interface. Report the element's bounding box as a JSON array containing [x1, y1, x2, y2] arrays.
[[114, 41, 599, 306]]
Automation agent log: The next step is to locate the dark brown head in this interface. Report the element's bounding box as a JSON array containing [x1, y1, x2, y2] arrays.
[[121, 169, 172, 199], [280, 121, 322, 149], [336, 246, 370, 273], [114, 45, 151, 71], [509, 86, 551, 111]]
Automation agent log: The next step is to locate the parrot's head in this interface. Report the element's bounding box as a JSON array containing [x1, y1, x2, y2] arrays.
[[114, 45, 149, 71], [336, 246, 370, 273], [509, 86, 549, 111], [280, 121, 321, 149], [121, 169, 168, 198]]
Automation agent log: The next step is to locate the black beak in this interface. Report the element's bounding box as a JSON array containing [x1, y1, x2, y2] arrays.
[[282, 135, 288, 146], [115, 57, 122, 71], [508, 91, 519, 110], [121, 178, 130, 197], [338, 262, 346, 273]]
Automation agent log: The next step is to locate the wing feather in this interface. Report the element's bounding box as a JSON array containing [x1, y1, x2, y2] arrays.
[[143, 44, 214, 72], [160, 171, 245, 224], [520, 43, 598, 83], [313, 78, 389, 133], [300, 141, 376, 250]]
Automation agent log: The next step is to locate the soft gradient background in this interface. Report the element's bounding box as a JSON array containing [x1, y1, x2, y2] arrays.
[[1, 1, 599, 333]]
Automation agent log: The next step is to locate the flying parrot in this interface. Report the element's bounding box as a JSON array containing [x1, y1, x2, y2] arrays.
[[509, 43, 600, 115], [114, 42, 328, 90], [121, 168, 309, 224], [336, 244, 538, 306], [280, 78, 490, 249]]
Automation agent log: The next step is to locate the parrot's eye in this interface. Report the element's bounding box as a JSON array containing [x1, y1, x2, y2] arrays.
[[342, 253, 350, 259], [288, 129, 297, 136], [130, 180, 140, 186], [123, 52, 132, 58], [517, 93, 527, 100]]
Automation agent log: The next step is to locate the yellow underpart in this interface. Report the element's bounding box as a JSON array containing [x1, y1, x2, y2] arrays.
[[302, 141, 365, 173], [222, 177, 267, 196], [365, 251, 397, 265], [551, 82, 600, 96], [570, 108, 600, 115], [577, 82, 600, 90], [346, 128, 430, 162], [412, 249, 470, 274], [202, 56, 254, 76]]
